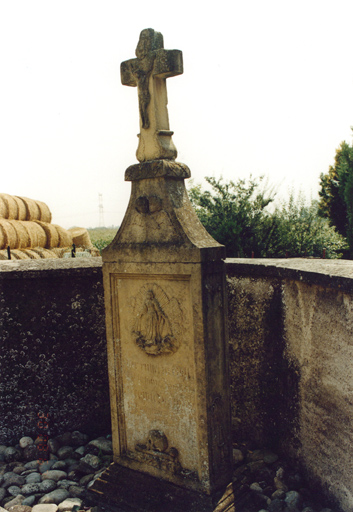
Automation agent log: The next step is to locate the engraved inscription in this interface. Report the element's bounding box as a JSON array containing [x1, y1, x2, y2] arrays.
[[131, 283, 182, 355]]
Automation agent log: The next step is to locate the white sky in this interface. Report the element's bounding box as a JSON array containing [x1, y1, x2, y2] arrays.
[[1, 0, 353, 228]]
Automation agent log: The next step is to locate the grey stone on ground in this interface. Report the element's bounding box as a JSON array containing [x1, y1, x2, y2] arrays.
[[42, 471, 67, 482], [19, 438, 33, 450], [4, 448, 21, 463], [3, 494, 25, 510], [70, 432, 88, 447], [67, 486, 84, 498], [21, 496, 36, 507], [12, 466, 26, 475], [39, 480, 58, 493], [0, 446, 7, 462], [32, 505, 58, 512], [21, 483, 41, 495], [79, 474, 94, 486], [79, 454, 100, 470], [7, 485, 22, 496], [48, 440, 60, 455], [24, 461, 39, 470], [56, 481, 77, 491], [272, 490, 286, 499], [8, 506, 32, 512], [23, 445, 38, 461], [3, 474, 25, 489], [39, 461, 56, 474], [87, 438, 112, 455], [57, 498, 82, 512], [51, 462, 66, 471], [39, 489, 69, 505], [285, 490, 302, 510], [25, 472, 41, 484], [0, 489, 6, 501], [74, 447, 84, 457], [57, 448, 73, 461]]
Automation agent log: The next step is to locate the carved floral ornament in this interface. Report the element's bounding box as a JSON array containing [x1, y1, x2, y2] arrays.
[[131, 283, 183, 356]]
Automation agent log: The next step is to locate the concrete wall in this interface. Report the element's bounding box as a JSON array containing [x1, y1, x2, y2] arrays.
[[227, 258, 353, 512], [1, 257, 353, 510]]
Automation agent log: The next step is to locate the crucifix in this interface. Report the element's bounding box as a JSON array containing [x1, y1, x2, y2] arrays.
[[121, 28, 183, 162]]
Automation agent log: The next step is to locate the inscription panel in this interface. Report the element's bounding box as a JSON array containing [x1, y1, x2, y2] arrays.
[[113, 274, 198, 473]]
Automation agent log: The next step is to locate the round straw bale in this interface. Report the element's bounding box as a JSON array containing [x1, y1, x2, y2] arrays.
[[20, 197, 41, 221], [68, 227, 93, 248], [21, 249, 41, 259], [17, 221, 31, 248], [0, 223, 6, 249], [0, 219, 19, 249], [7, 220, 30, 249], [0, 194, 18, 220], [0, 194, 8, 218], [13, 197, 28, 220], [10, 249, 30, 260], [50, 247, 66, 258], [31, 248, 59, 259], [25, 221, 47, 248], [0, 250, 9, 260], [36, 200, 51, 223], [53, 224, 73, 247], [35, 221, 59, 248]]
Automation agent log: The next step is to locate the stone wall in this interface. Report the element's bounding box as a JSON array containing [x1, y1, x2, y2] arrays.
[[1, 257, 353, 510], [0, 258, 109, 445], [227, 258, 353, 512]]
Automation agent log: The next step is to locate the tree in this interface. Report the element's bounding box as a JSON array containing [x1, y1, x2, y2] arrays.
[[319, 138, 353, 258], [318, 143, 348, 237], [189, 177, 347, 259], [188, 176, 275, 257]]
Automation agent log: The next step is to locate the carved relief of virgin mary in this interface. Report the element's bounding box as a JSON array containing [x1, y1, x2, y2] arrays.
[[132, 283, 182, 355]]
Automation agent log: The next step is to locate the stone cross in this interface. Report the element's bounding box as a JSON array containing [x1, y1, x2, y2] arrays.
[[121, 28, 183, 163]]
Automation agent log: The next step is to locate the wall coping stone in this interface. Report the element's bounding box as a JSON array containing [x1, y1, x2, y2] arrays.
[[0, 257, 103, 280], [226, 257, 353, 293]]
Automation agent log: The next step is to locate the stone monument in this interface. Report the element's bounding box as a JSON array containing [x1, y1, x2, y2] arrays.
[[89, 29, 233, 511]]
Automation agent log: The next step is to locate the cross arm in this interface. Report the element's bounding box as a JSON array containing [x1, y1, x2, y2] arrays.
[[153, 49, 183, 78], [121, 58, 138, 87]]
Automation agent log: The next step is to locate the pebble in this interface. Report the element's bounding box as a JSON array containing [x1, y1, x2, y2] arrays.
[[32, 505, 58, 512], [19, 439, 34, 450], [0, 431, 338, 512], [39, 490, 69, 505], [41, 472, 67, 483], [57, 498, 82, 512]]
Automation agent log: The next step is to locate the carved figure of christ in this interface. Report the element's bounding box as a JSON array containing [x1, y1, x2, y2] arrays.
[[120, 28, 183, 163]]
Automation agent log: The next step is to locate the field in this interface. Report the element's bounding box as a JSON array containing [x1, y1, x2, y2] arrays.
[[87, 227, 119, 253]]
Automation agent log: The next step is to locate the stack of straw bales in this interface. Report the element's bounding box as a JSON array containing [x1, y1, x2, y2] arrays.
[[0, 194, 96, 260]]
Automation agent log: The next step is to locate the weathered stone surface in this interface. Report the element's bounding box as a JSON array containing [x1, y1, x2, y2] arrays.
[[56, 447, 73, 461], [121, 28, 183, 163], [3, 474, 25, 489], [91, 30, 232, 512]]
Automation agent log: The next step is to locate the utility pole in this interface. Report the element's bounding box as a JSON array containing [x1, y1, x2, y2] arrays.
[[98, 193, 105, 227]]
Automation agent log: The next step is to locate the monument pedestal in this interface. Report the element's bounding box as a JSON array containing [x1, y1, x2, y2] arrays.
[[88, 160, 233, 510]]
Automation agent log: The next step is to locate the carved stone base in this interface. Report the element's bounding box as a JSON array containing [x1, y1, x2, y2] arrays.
[[86, 463, 236, 512]]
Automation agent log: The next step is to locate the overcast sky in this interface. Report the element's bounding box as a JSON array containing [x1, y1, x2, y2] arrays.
[[1, 0, 353, 228]]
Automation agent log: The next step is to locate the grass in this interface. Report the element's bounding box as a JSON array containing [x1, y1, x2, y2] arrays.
[[87, 227, 119, 253]]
